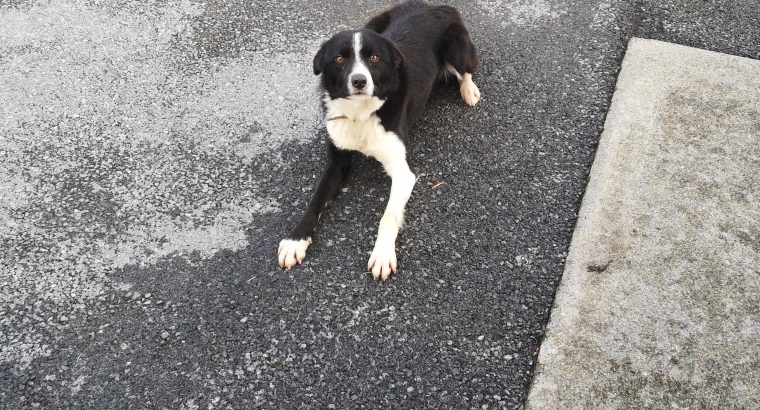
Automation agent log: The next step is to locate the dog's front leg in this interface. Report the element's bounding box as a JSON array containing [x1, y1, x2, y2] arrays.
[[278, 143, 352, 270], [367, 138, 416, 281]]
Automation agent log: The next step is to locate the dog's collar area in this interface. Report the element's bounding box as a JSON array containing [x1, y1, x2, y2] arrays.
[[326, 115, 349, 121], [323, 95, 386, 123], [325, 111, 379, 122]]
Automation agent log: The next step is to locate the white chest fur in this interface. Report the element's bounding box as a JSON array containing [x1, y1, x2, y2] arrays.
[[324, 96, 402, 160]]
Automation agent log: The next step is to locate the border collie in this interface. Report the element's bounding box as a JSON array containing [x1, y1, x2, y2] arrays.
[[278, 0, 480, 280]]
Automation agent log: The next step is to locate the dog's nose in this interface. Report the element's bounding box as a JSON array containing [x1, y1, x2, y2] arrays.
[[351, 74, 367, 90]]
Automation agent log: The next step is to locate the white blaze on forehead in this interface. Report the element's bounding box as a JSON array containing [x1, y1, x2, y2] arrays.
[[353, 31, 362, 56], [349, 31, 374, 96]]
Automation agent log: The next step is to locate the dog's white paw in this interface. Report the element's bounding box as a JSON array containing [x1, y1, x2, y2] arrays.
[[460, 74, 481, 107], [368, 239, 397, 281], [278, 238, 312, 270]]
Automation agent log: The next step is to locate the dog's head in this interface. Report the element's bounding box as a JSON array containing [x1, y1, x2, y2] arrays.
[[313, 29, 403, 100]]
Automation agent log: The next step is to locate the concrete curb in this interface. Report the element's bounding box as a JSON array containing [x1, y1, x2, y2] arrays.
[[527, 38, 760, 408]]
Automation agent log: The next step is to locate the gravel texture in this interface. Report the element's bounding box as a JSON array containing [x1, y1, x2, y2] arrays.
[[1, 0, 757, 408]]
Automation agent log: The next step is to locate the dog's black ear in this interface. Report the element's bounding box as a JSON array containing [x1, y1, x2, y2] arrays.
[[313, 43, 326, 75], [391, 43, 404, 69]]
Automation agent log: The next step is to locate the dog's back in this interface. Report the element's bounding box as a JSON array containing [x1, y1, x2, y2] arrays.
[[365, 1, 479, 128], [366, 1, 477, 69]]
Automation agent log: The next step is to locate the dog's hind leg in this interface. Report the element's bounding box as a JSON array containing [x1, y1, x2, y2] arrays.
[[278, 143, 353, 270], [440, 20, 481, 106], [444, 65, 480, 107]]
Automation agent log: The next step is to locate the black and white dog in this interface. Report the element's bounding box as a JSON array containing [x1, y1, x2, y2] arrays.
[[278, 0, 480, 280]]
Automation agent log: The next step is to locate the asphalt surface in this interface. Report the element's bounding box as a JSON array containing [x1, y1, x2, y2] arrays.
[[1, 0, 758, 408]]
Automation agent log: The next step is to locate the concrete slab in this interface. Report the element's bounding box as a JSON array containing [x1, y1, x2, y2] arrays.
[[527, 38, 760, 408]]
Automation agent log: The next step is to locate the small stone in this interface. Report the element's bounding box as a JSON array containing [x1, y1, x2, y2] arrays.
[[144, 293, 152, 299], [120, 343, 127, 350], [240, 317, 248, 323], [478, 335, 485, 341], [407, 386, 414, 393], [161, 331, 169, 339]]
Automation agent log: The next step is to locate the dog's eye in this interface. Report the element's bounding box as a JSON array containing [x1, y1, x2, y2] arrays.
[[369, 54, 380, 63], [335, 56, 345, 63]]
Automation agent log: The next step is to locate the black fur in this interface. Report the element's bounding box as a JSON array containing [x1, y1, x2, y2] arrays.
[[282, 0, 478, 264], [313, 30, 404, 101]]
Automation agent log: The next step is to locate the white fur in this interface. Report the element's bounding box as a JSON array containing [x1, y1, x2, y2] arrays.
[[349, 32, 374, 96], [368, 234, 397, 281], [460, 72, 481, 106], [324, 94, 385, 123], [324, 98, 393, 157], [324, 96, 416, 280], [368, 164, 416, 280], [278, 238, 312, 270], [444, 64, 480, 106], [444, 63, 464, 81]]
